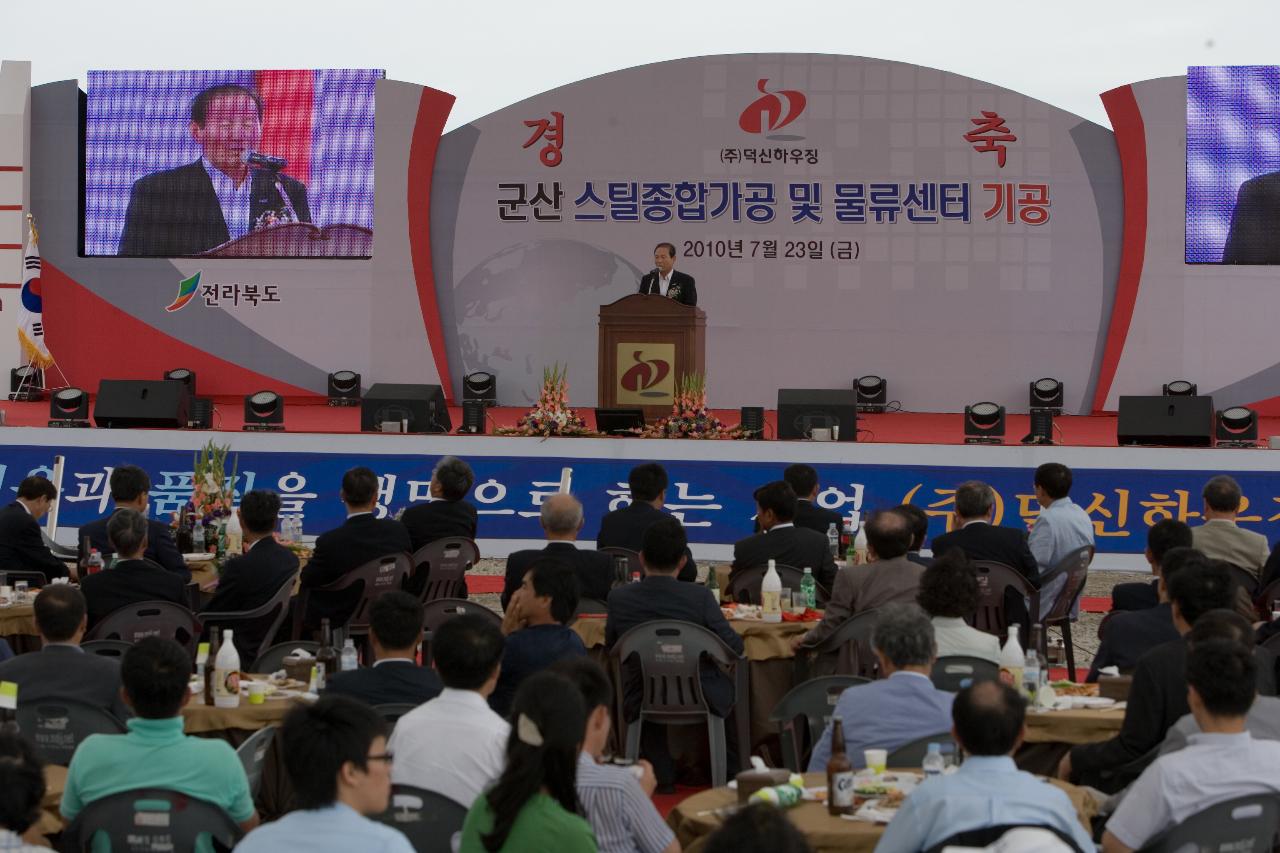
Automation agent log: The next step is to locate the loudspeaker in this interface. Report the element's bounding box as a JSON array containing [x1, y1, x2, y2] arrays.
[[776, 389, 857, 441], [94, 379, 190, 429], [360, 383, 451, 434], [462, 371, 497, 406], [1118, 395, 1214, 447]]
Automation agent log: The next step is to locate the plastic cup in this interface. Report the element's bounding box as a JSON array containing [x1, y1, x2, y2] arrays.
[[248, 681, 267, 705], [0, 586, 10, 605], [864, 749, 888, 775], [14, 581, 28, 602], [779, 589, 792, 611]]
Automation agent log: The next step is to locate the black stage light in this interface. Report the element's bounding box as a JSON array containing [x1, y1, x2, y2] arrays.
[[964, 402, 1006, 444], [9, 366, 44, 401], [855, 376, 887, 413], [327, 370, 361, 407], [459, 399, 488, 434], [463, 371, 497, 406], [1029, 377, 1064, 412], [164, 368, 196, 397], [740, 406, 765, 438], [1163, 380, 1197, 397], [48, 387, 90, 427], [1216, 406, 1258, 447], [243, 391, 285, 431]]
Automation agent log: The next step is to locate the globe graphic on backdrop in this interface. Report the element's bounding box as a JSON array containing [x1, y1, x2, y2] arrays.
[[454, 239, 642, 404]]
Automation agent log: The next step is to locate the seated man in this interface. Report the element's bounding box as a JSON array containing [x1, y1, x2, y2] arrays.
[[300, 467, 412, 632], [1191, 475, 1269, 578], [596, 462, 696, 582], [80, 509, 188, 629], [895, 503, 932, 568], [0, 475, 67, 581], [388, 614, 510, 807], [607, 517, 744, 788], [61, 637, 257, 832], [502, 494, 612, 610], [552, 657, 680, 853], [1111, 519, 1192, 612], [1028, 462, 1095, 619], [77, 464, 188, 579], [808, 603, 953, 771], [491, 561, 586, 716], [753, 464, 843, 536], [875, 681, 1094, 853], [1102, 639, 1280, 853], [797, 509, 924, 649], [916, 549, 1000, 664], [0, 730, 47, 852], [731, 481, 836, 591], [0, 585, 129, 720], [1088, 547, 1200, 681], [324, 591, 441, 707], [235, 694, 413, 852], [400, 455, 477, 553]]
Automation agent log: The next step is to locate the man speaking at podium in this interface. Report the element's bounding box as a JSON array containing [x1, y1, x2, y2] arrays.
[[638, 242, 697, 306], [118, 84, 312, 257]]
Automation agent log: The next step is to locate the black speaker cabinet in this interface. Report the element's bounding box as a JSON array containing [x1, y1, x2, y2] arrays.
[[94, 379, 190, 429], [776, 389, 858, 441], [1117, 395, 1214, 447], [360, 383, 451, 434]]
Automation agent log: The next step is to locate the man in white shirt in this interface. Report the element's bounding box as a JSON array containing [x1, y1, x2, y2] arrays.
[[386, 613, 509, 807], [1028, 463, 1095, 619]]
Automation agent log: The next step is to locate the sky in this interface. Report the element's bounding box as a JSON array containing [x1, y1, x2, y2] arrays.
[[3, 0, 1278, 131]]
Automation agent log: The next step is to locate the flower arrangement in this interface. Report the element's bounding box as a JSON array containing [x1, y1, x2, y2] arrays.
[[637, 372, 757, 439], [173, 440, 238, 526], [498, 364, 593, 437]]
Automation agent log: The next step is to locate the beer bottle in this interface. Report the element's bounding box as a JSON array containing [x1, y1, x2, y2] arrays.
[[316, 618, 338, 685], [827, 715, 855, 816], [203, 628, 219, 706]]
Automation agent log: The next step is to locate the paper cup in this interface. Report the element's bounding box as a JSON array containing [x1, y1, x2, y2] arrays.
[[864, 749, 887, 774], [248, 682, 267, 705]]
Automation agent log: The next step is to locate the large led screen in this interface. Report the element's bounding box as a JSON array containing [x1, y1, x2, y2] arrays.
[[84, 68, 383, 258]]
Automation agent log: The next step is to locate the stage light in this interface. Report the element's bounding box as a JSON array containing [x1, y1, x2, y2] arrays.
[[9, 366, 44, 401], [1163, 380, 1197, 397], [164, 368, 196, 396], [327, 370, 361, 407], [855, 376, 887, 413], [1216, 406, 1258, 447], [463, 371, 497, 406], [1029, 377, 1064, 411], [459, 399, 488, 434], [48, 387, 90, 427], [740, 406, 765, 438], [964, 402, 1006, 444], [243, 391, 285, 431]]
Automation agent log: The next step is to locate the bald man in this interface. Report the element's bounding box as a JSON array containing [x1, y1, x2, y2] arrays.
[[500, 494, 614, 610]]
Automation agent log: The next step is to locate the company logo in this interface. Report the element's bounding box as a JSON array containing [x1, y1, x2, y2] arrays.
[[738, 78, 807, 138], [620, 349, 671, 396], [165, 271, 201, 313]]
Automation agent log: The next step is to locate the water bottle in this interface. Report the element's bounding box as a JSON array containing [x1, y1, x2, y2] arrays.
[[1024, 623, 1043, 702], [827, 522, 840, 558], [922, 742, 945, 777], [800, 567, 817, 609], [192, 522, 205, 553], [341, 638, 359, 671]]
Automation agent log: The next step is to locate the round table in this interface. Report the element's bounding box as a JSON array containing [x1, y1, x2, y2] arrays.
[[181, 693, 305, 735], [0, 602, 36, 639], [1024, 707, 1126, 745]]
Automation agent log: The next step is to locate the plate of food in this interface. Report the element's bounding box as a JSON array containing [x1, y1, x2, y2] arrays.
[[183, 553, 216, 563], [1050, 681, 1098, 697]]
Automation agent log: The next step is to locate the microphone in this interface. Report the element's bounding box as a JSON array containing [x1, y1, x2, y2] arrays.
[[243, 151, 287, 171]]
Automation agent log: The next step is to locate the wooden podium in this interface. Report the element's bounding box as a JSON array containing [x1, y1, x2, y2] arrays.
[[598, 294, 706, 420], [200, 222, 373, 258]]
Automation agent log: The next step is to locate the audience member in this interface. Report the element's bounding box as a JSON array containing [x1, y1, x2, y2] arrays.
[[1028, 462, 1095, 619], [76, 464, 188, 579], [0, 585, 129, 720], [300, 467, 412, 631], [388, 614, 509, 807], [894, 503, 932, 567], [607, 517, 743, 789], [61, 637, 257, 831], [502, 494, 612, 610], [915, 549, 1000, 663], [731, 481, 836, 591], [401, 456, 478, 598], [235, 695, 412, 852], [458, 671, 597, 852], [80, 509, 188, 629], [324, 591, 441, 707], [874, 681, 1093, 853], [0, 732, 48, 853], [752, 464, 842, 536], [491, 561, 586, 716], [595, 463, 696, 582], [0, 475, 67, 581], [807, 604, 953, 771], [1111, 519, 1192, 612], [1102, 639, 1280, 853], [1191, 475, 1268, 577], [704, 803, 811, 853], [551, 657, 679, 853]]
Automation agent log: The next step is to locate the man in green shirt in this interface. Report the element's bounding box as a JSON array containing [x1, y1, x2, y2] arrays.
[[61, 636, 259, 832]]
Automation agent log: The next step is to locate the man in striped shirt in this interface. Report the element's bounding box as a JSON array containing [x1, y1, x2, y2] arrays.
[[552, 658, 680, 853]]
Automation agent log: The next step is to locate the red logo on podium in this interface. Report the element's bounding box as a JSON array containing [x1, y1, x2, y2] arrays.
[[738, 79, 807, 135], [620, 349, 671, 396]]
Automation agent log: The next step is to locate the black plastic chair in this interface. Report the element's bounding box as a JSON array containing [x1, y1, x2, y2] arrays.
[[421, 598, 501, 664], [573, 597, 609, 618], [1222, 562, 1261, 598], [725, 563, 829, 608], [1138, 794, 1280, 853], [795, 608, 881, 681], [767, 675, 868, 771], [84, 600, 201, 658], [373, 784, 469, 853], [611, 619, 750, 787], [886, 731, 958, 767], [1037, 545, 1094, 678], [925, 823, 1085, 853], [250, 640, 319, 674], [16, 698, 126, 765], [292, 552, 412, 644], [235, 724, 277, 800], [0, 569, 48, 588], [600, 547, 642, 587], [61, 787, 243, 852], [410, 537, 479, 602], [930, 656, 999, 691], [374, 703, 417, 729], [970, 560, 1040, 642], [200, 570, 299, 666], [80, 639, 135, 660]]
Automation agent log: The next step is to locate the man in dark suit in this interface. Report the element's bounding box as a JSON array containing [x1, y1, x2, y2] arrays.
[[895, 503, 933, 568], [595, 462, 696, 582], [752, 464, 844, 538], [1223, 170, 1280, 264], [118, 84, 311, 257], [80, 509, 188, 629], [0, 584, 129, 720], [731, 481, 837, 591], [201, 490, 299, 661], [502, 493, 612, 610], [607, 518, 743, 789], [401, 456, 478, 553], [300, 467, 412, 632], [637, 242, 697, 306], [0, 475, 68, 581], [1111, 519, 1193, 613], [77, 465, 189, 580], [324, 591, 441, 708]]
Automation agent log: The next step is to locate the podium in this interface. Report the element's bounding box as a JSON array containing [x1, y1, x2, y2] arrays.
[[200, 222, 373, 258], [598, 294, 706, 420]]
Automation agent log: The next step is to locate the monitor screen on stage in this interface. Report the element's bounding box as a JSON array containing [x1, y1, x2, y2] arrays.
[[1186, 65, 1280, 265], [83, 68, 383, 259]]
